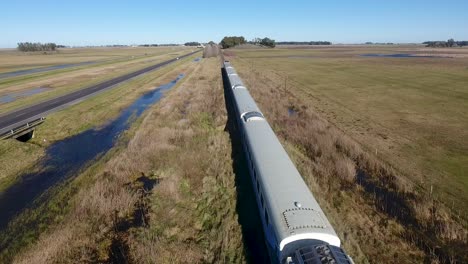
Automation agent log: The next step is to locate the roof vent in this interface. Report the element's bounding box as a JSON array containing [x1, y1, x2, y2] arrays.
[[242, 111, 264, 122], [283, 208, 326, 230]]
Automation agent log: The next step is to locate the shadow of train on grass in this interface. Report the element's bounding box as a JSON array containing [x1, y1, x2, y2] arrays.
[[221, 66, 270, 264]]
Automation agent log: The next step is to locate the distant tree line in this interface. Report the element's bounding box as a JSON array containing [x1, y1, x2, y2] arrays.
[[276, 41, 332, 45], [250, 37, 276, 48], [184, 42, 200, 46], [423, 39, 468, 47], [17, 42, 57, 52], [139, 43, 181, 47], [139, 44, 159, 47], [158, 44, 180, 46], [220, 36, 246, 48], [364, 42, 394, 45]]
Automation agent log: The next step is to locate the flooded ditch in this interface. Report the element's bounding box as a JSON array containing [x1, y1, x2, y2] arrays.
[[0, 74, 184, 232]]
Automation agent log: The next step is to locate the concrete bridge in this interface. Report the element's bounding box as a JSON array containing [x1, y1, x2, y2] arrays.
[[0, 117, 45, 141]]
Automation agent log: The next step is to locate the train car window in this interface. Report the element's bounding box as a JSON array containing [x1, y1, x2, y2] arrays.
[[265, 210, 269, 226], [242, 111, 264, 122]]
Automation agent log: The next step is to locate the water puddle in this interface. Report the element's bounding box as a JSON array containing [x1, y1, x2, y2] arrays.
[[360, 53, 444, 58], [0, 87, 51, 103], [0, 61, 97, 79], [287, 107, 298, 117], [0, 74, 184, 231]]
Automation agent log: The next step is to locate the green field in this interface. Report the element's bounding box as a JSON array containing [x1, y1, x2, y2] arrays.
[[230, 45, 468, 214], [0, 47, 187, 73], [0, 47, 194, 114]]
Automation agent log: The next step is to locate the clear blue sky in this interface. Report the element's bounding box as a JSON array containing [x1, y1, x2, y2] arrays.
[[1, 0, 467, 48]]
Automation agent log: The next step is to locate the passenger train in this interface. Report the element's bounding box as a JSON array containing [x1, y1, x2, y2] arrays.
[[223, 60, 354, 264]]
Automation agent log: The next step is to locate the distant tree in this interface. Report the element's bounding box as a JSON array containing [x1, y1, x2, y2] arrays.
[[447, 38, 455, 47], [220, 36, 246, 48], [424, 41, 447, 47], [184, 42, 200, 46], [139, 44, 159, 47], [17, 42, 57, 52], [260, 37, 276, 48], [251, 38, 262, 45]]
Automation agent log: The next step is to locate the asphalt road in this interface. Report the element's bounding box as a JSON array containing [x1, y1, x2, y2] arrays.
[[0, 50, 200, 135]]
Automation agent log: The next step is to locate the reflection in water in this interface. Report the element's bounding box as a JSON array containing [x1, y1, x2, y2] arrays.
[[0, 74, 184, 231], [287, 107, 297, 117]]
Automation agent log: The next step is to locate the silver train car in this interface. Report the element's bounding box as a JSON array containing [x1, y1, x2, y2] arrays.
[[223, 61, 354, 264]]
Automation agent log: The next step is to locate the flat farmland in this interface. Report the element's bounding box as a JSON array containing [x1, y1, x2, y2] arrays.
[[225, 45, 468, 262], [0, 47, 194, 114], [0, 47, 186, 74], [0, 47, 200, 194], [230, 46, 468, 213]]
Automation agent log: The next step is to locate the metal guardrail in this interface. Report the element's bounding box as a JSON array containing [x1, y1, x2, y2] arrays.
[[0, 117, 45, 140]]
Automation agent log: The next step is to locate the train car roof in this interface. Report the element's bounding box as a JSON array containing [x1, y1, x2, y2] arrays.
[[243, 121, 338, 243], [232, 88, 262, 115]]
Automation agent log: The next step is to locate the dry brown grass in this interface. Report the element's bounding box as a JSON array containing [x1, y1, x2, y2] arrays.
[[13, 57, 245, 263], [229, 54, 467, 263]]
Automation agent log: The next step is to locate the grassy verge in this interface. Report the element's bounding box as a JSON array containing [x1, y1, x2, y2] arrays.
[[0, 53, 198, 262], [229, 52, 467, 263], [229, 47, 468, 216], [0, 53, 200, 193], [2, 57, 245, 263]]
